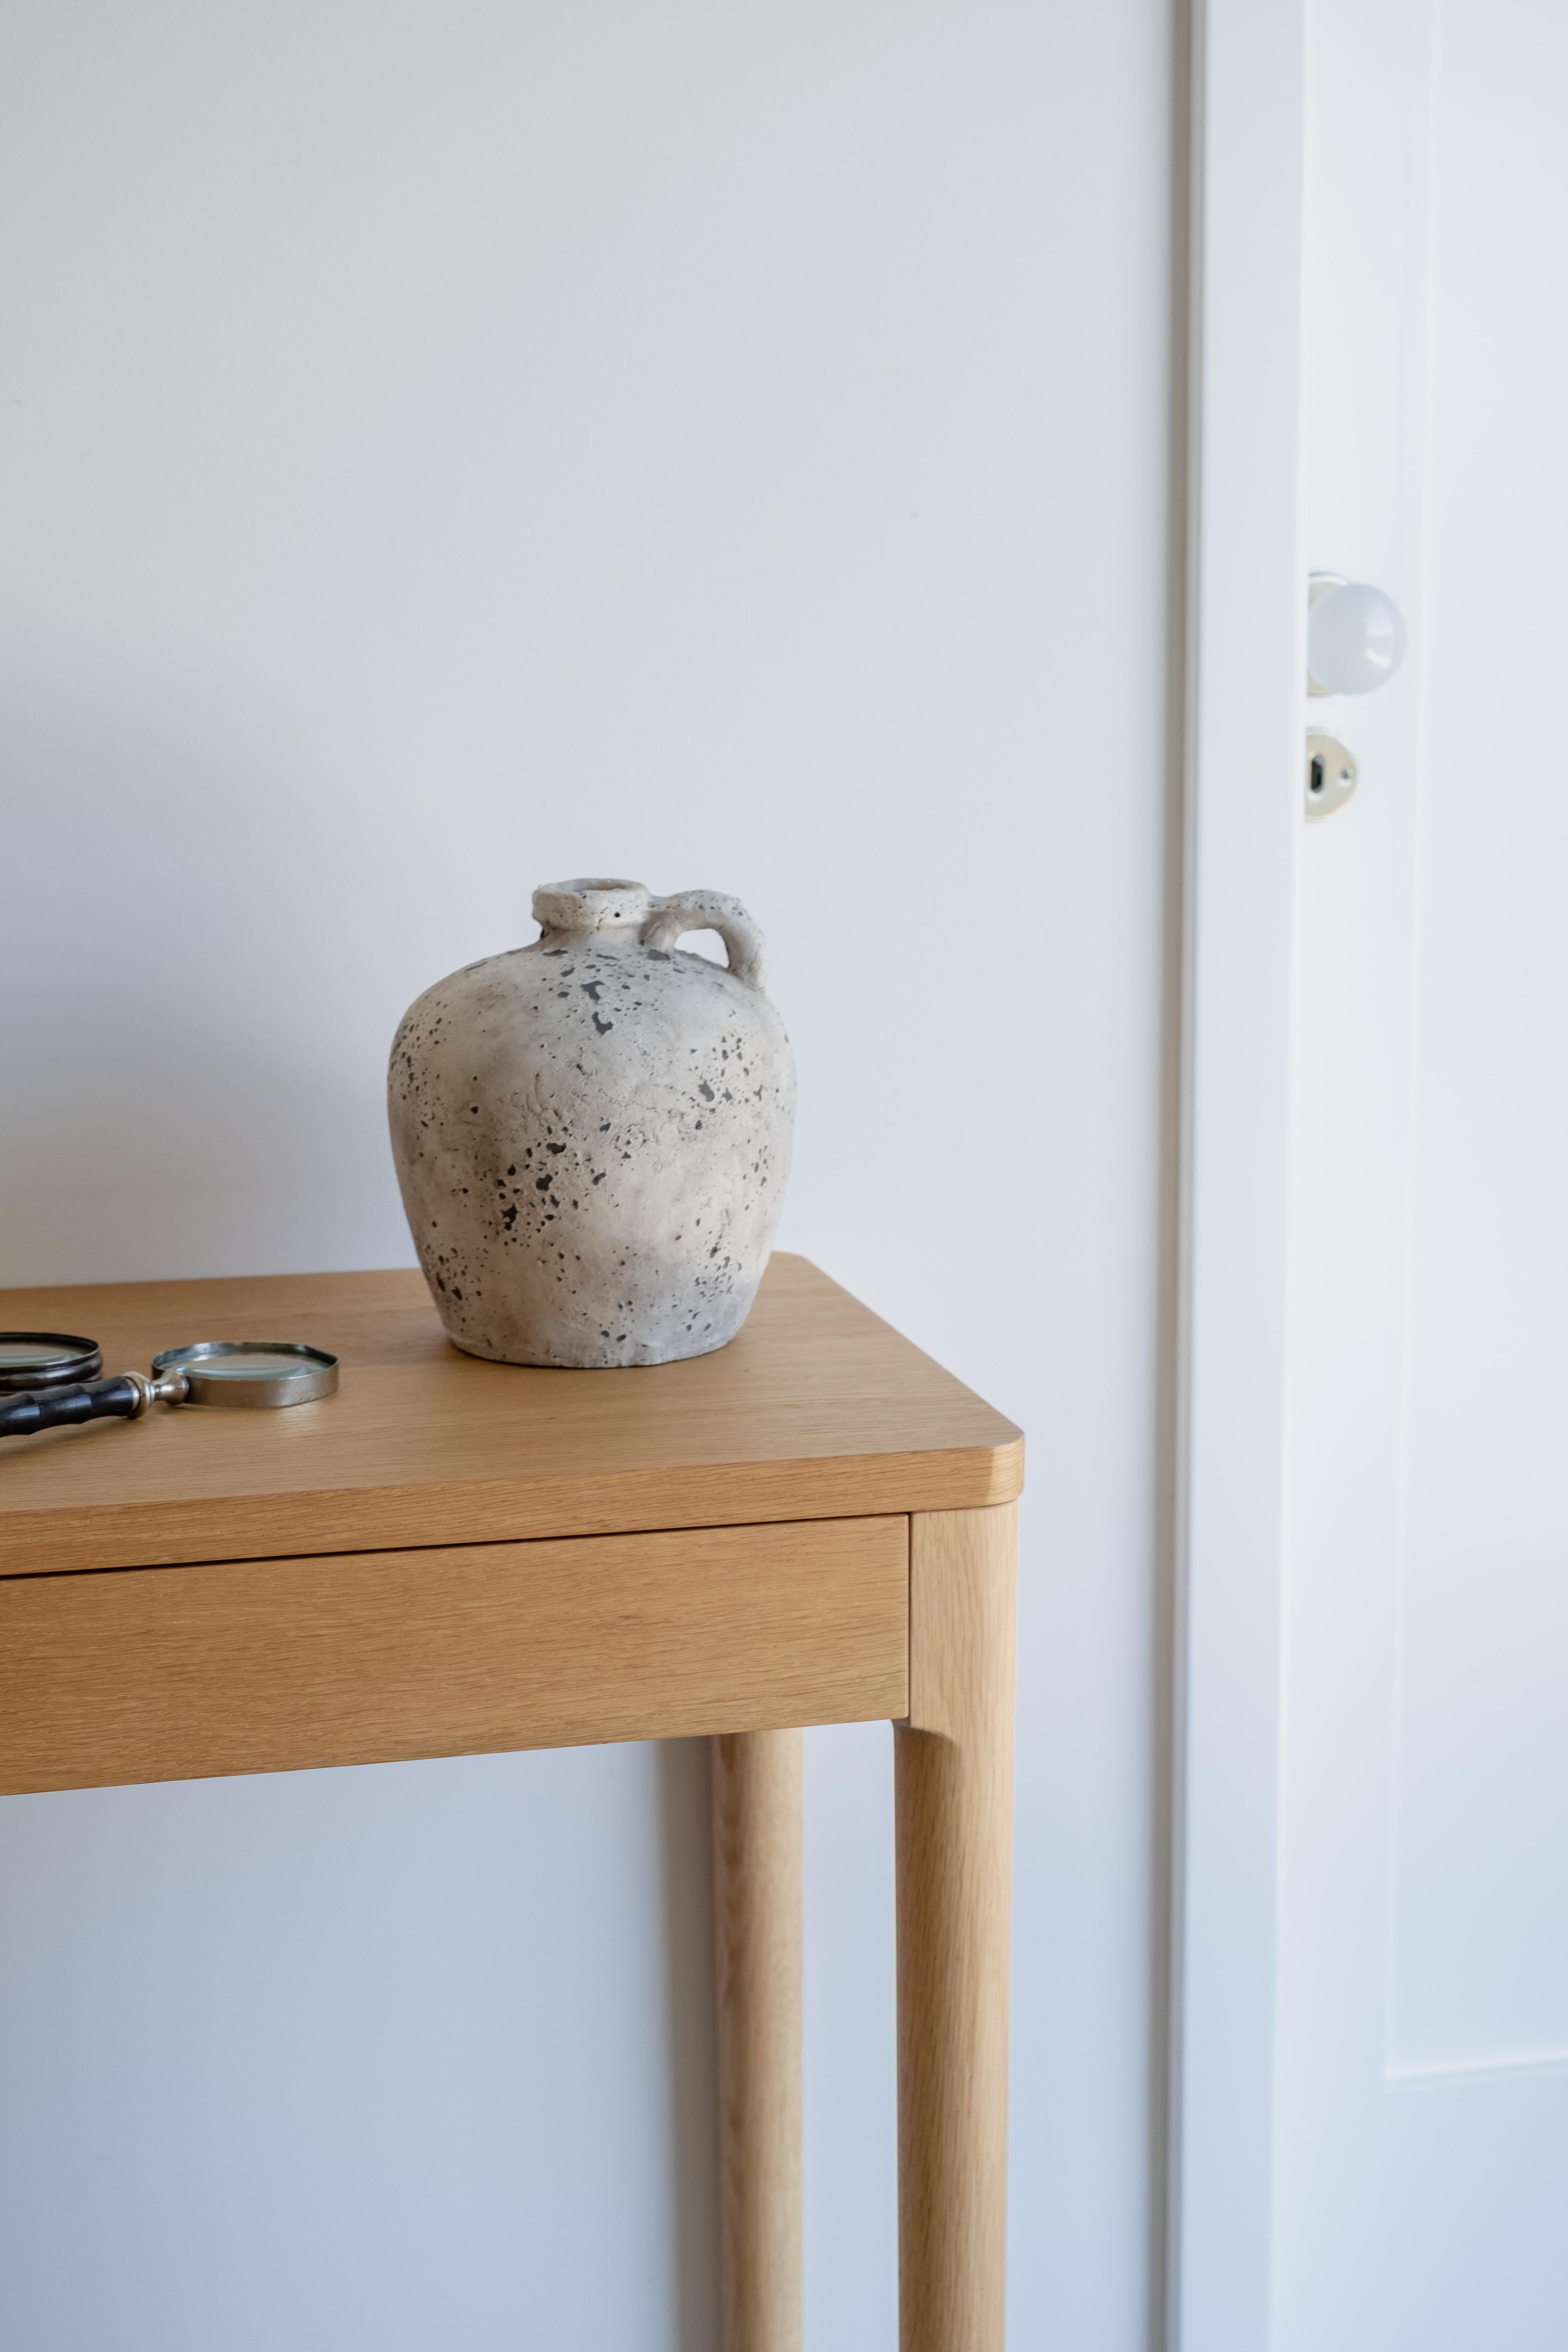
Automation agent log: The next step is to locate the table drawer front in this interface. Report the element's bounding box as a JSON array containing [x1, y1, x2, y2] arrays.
[[0, 1516, 909, 1795]]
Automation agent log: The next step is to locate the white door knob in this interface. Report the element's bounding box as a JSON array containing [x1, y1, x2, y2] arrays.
[[1307, 572, 1407, 696]]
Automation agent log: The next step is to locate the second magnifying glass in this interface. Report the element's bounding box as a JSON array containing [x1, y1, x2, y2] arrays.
[[0, 1337, 338, 1441]]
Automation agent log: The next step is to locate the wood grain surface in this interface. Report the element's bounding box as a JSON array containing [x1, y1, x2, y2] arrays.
[[896, 1505, 1017, 2352], [712, 1729, 804, 2352], [0, 1516, 908, 1796], [0, 1255, 1022, 1575]]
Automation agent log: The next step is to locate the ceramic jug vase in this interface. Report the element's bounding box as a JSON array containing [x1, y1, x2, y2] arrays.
[[388, 880, 796, 1367]]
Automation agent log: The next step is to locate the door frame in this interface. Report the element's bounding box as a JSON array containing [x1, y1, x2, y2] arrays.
[[1169, 3, 1307, 2348]]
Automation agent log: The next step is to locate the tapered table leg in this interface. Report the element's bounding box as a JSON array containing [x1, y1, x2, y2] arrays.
[[712, 1728, 803, 2352], [895, 1504, 1017, 2352]]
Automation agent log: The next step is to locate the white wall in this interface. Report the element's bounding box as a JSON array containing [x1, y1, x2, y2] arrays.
[[0, 4, 1178, 2345]]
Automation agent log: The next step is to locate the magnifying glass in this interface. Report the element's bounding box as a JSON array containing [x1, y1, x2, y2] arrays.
[[0, 1334, 338, 1441]]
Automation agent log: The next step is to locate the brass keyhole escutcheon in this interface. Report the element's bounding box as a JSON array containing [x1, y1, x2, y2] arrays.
[[1305, 730, 1357, 821]]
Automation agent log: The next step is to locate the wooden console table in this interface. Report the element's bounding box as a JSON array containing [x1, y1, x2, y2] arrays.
[[0, 1254, 1022, 2352]]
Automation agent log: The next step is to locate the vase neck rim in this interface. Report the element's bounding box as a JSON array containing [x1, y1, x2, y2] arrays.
[[531, 879, 651, 935]]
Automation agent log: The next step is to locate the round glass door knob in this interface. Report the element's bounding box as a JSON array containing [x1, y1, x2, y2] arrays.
[[1307, 575, 1407, 695]]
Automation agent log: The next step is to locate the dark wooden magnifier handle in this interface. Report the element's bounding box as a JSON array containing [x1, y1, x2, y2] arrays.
[[0, 1376, 142, 1439]]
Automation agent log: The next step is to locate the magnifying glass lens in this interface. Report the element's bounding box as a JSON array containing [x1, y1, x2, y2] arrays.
[[0, 1333, 103, 1389], [179, 1348, 320, 1379], [151, 1341, 338, 1406]]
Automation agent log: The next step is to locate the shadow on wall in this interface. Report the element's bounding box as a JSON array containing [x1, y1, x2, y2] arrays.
[[658, 1740, 724, 2352], [0, 1042, 412, 1289], [0, 1738, 727, 2349], [658, 1738, 721, 2352], [0, 667, 428, 1285]]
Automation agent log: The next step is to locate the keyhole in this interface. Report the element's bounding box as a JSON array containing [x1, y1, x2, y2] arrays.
[[1305, 729, 1356, 820]]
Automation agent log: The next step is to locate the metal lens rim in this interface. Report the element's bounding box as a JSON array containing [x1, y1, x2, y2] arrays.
[[150, 1340, 340, 1409], [0, 1332, 104, 1392]]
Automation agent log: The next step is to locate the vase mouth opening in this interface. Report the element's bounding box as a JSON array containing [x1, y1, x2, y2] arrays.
[[532, 878, 651, 933]]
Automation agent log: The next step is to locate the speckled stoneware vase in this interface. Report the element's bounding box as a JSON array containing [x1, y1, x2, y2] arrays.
[[388, 880, 796, 1367]]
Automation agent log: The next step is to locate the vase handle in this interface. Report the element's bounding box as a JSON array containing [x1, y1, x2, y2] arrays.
[[641, 891, 768, 989]]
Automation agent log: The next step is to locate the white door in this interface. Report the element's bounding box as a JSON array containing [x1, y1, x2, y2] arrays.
[[1276, 0, 1568, 2340], [1175, 0, 1568, 2342]]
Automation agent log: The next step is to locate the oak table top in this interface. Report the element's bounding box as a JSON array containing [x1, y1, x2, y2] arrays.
[[0, 1252, 1022, 1575]]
